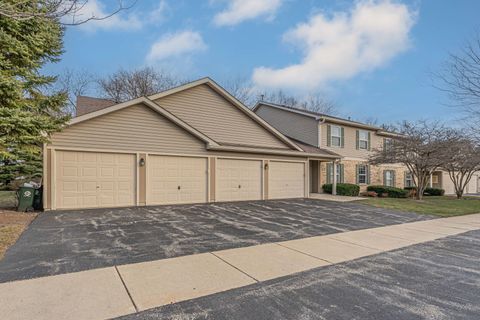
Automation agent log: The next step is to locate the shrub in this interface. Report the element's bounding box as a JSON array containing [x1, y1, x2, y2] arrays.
[[367, 185, 409, 198], [403, 187, 417, 197], [424, 187, 445, 196], [322, 183, 360, 196], [403, 187, 445, 196], [360, 191, 378, 197]]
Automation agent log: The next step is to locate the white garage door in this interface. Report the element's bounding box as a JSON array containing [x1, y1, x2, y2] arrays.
[[148, 155, 208, 205], [55, 151, 136, 209], [216, 159, 262, 202], [269, 161, 305, 199]]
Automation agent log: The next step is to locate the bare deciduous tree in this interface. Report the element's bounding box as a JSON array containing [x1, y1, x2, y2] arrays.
[[260, 90, 338, 114], [435, 32, 480, 140], [297, 94, 337, 115], [97, 67, 186, 103], [221, 78, 256, 107], [220, 78, 338, 114], [370, 121, 454, 200], [442, 133, 480, 199], [0, 0, 136, 25], [55, 69, 96, 115]]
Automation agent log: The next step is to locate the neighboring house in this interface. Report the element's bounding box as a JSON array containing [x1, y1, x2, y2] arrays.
[[253, 102, 480, 195], [75, 96, 115, 116], [43, 78, 341, 210]]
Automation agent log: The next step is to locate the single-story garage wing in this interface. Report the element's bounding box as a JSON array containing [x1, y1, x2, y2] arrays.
[[43, 78, 340, 210]]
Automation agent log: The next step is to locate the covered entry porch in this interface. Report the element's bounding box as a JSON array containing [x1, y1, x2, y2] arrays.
[[309, 159, 342, 195]]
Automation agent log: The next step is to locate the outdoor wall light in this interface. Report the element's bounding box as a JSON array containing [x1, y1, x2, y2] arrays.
[[139, 157, 145, 167], [264, 163, 269, 170]]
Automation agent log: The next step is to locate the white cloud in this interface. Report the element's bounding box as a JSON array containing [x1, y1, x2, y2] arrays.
[[148, 0, 169, 24], [71, 0, 142, 32], [146, 31, 207, 62], [252, 0, 416, 90], [214, 0, 282, 26]]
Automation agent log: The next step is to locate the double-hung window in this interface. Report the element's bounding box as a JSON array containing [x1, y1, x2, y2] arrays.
[[358, 130, 369, 150], [327, 163, 344, 184], [357, 164, 368, 184], [384, 170, 395, 187], [384, 138, 393, 152], [405, 172, 414, 188], [331, 125, 342, 147]]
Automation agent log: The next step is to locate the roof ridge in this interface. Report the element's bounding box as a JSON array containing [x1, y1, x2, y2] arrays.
[[261, 101, 329, 117], [257, 101, 388, 131]]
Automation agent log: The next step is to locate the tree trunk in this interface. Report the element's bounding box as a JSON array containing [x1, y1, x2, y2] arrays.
[[416, 189, 423, 200]]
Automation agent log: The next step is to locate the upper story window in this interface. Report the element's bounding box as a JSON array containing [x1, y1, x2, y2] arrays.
[[384, 170, 395, 187], [358, 130, 369, 150], [331, 125, 342, 147], [384, 138, 393, 152]]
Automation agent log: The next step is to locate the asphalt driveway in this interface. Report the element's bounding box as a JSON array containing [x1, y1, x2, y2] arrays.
[[0, 198, 433, 283], [120, 229, 480, 320]]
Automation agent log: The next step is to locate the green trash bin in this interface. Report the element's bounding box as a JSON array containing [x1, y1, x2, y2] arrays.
[[17, 186, 35, 212]]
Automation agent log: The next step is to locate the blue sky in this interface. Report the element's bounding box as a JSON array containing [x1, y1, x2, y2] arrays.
[[45, 0, 480, 124]]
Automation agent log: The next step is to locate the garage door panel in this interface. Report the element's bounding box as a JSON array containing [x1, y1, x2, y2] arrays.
[[55, 151, 136, 209], [148, 155, 208, 205], [269, 161, 305, 200], [217, 159, 262, 202]]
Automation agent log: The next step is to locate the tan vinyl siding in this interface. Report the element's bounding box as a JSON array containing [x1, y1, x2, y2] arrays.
[[154, 84, 291, 149], [255, 105, 319, 147], [320, 122, 383, 159], [466, 173, 478, 194], [440, 171, 479, 195], [442, 172, 456, 195], [50, 104, 206, 154]]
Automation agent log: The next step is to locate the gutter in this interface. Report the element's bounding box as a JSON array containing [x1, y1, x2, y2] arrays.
[[207, 144, 341, 160]]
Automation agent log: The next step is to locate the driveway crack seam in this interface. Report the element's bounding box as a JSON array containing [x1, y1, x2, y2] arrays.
[[275, 243, 333, 264], [114, 266, 139, 313], [326, 237, 385, 251], [210, 252, 259, 283]]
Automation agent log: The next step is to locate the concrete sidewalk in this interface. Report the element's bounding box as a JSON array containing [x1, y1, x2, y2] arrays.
[[1, 214, 479, 320]]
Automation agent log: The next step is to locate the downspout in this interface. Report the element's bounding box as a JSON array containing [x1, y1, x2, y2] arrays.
[[317, 117, 326, 148]]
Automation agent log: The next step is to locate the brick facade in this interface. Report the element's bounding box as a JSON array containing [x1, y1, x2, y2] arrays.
[[319, 160, 408, 192]]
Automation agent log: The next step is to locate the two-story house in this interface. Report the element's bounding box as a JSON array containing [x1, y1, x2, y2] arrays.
[[254, 102, 480, 195]]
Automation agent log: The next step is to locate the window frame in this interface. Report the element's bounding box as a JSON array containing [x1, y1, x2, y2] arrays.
[[384, 170, 395, 187], [405, 172, 414, 188], [328, 163, 344, 184], [330, 125, 342, 147], [357, 164, 368, 184], [384, 138, 393, 152], [358, 130, 369, 150]]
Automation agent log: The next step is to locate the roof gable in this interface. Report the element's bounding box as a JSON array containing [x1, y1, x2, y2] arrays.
[[150, 78, 302, 151], [52, 104, 208, 154], [68, 97, 219, 147]]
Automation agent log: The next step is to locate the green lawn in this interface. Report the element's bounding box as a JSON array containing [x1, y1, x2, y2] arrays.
[[362, 196, 480, 217], [0, 191, 16, 209]]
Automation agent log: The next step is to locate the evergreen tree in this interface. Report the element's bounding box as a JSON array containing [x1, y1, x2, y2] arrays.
[[0, 1, 69, 189]]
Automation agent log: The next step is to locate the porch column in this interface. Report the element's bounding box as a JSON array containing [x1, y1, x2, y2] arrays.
[[429, 173, 433, 187], [332, 161, 337, 195]]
